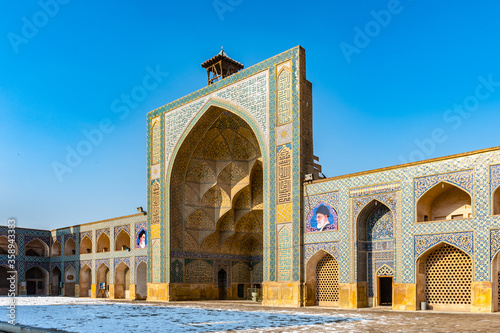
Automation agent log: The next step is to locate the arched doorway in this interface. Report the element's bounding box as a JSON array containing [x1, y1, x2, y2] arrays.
[[416, 182, 472, 222], [97, 264, 110, 298], [51, 241, 61, 257], [136, 261, 147, 300], [64, 265, 76, 296], [376, 265, 394, 306], [79, 265, 92, 297], [80, 236, 92, 254], [114, 262, 130, 299], [0, 265, 15, 295], [51, 267, 61, 296], [64, 238, 76, 256], [169, 109, 264, 300], [115, 230, 131, 251], [416, 243, 472, 311], [356, 200, 395, 307], [25, 239, 49, 257], [305, 251, 339, 306], [97, 233, 110, 253], [25, 267, 49, 295], [218, 269, 227, 300]]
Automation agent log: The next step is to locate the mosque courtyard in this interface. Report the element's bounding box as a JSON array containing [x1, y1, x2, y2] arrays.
[[0, 297, 499, 332]]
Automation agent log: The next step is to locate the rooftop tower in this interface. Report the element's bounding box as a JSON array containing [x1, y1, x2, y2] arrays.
[[201, 48, 244, 85]]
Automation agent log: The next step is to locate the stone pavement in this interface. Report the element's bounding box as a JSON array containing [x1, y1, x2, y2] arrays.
[[160, 300, 500, 332]]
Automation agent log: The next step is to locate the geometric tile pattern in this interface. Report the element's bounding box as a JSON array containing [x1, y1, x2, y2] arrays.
[[114, 225, 130, 238], [114, 257, 130, 269], [0, 226, 51, 283], [0, 214, 147, 293], [80, 260, 91, 268], [24, 235, 50, 248], [231, 261, 251, 283], [96, 259, 110, 269], [376, 265, 394, 277], [352, 193, 399, 284], [152, 240, 161, 283], [367, 205, 394, 240], [491, 164, 500, 193], [363, 204, 396, 297], [304, 241, 339, 263], [276, 67, 291, 126], [170, 251, 262, 262], [277, 225, 292, 282], [414, 231, 474, 259], [276, 203, 292, 224], [306, 149, 500, 284], [51, 235, 62, 245], [424, 244, 472, 306], [490, 229, 500, 260], [80, 231, 92, 241], [414, 169, 473, 199], [315, 253, 339, 302], [96, 228, 110, 239], [289, 51, 302, 282], [63, 233, 76, 243], [252, 261, 263, 284], [162, 71, 270, 170], [148, 46, 300, 285], [152, 121, 160, 165], [135, 256, 147, 269], [150, 224, 161, 239], [185, 259, 213, 283], [170, 258, 183, 283]]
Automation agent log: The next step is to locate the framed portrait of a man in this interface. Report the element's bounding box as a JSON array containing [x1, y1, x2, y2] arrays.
[[306, 203, 338, 233]]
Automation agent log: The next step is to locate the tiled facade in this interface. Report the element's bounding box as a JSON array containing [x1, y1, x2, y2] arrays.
[[143, 46, 500, 311], [0, 213, 147, 299], [4, 47, 500, 312], [146, 46, 314, 305]]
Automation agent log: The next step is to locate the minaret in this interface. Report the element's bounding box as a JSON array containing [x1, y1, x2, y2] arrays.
[[201, 47, 244, 85]]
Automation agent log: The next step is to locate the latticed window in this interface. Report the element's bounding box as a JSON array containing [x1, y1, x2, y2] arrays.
[[424, 244, 472, 305], [315, 253, 339, 303], [377, 265, 394, 277]]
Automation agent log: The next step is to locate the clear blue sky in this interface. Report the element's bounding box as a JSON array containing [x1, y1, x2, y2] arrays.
[[1, 0, 500, 230]]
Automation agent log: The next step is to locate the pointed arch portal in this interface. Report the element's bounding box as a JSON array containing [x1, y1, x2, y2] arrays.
[[356, 200, 395, 307], [168, 107, 264, 300], [416, 242, 472, 311]]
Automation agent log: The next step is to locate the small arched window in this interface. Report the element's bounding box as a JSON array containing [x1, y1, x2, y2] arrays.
[[416, 182, 472, 222], [51, 241, 61, 257], [493, 186, 500, 215], [97, 233, 110, 253], [115, 230, 131, 251], [25, 239, 49, 257], [80, 236, 92, 254]]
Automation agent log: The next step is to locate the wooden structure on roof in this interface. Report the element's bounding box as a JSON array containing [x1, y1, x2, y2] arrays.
[[201, 48, 244, 85]]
